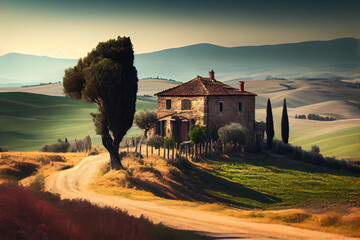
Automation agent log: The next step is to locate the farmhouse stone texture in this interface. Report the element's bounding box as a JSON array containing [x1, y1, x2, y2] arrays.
[[155, 71, 256, 142]]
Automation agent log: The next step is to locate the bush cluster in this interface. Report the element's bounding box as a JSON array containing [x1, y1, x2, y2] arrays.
[[163, 136, 177, 149], [268, 140, 360, 173], [0, 147, 8, 152], [189, 125, 206, 144], [41, 142, 70, 153], [307, 113, 336, 121], [41, 136, 92, 153], [147, 135, 164, 149], [295, 114, 306, 119], [218, 123, 247, 147]]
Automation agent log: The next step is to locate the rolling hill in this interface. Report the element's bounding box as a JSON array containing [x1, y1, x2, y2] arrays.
[[0, 53, 76, 85], [0, 91, 358, 159], [135, 38, 360, 81], [226, 79, 360, 108], [1, 38, 359, 85], [0, 92, 157, 150], [256, 101, 360, 159], [0, 38, 359, 157], [0, 79, 182, 97], [2, 78, 359, 110]]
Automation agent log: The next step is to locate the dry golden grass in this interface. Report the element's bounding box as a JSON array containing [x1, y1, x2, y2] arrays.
[[0, 151, 86, 184], [92, 153, 186, 201], [91, 153, 360, 237]]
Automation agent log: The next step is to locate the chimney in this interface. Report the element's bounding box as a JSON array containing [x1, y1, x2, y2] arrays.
[[209, 70, 215, 81], [239, 81, 245, 92]]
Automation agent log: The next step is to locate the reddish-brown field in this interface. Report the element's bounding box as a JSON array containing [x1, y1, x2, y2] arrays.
[[0, 184, 205, 240]]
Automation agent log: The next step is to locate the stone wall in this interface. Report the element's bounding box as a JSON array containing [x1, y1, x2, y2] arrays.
[[157, 96, 206, 136], [206, 95, 256, 135], [157, 95, 256, 140]]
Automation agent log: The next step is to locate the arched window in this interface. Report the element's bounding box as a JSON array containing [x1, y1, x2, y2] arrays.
[[181, 99, 191, 110]]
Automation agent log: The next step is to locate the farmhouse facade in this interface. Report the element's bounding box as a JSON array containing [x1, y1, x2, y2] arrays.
[[155, 70, 257, 142]]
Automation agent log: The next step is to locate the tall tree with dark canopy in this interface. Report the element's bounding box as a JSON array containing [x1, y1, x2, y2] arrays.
[[266, 98, 275, 148], [63, 36, 138, 170], [281, 98, 289, 144]]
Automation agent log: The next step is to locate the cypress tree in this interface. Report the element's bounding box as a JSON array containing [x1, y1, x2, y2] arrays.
[[266, 98, 275, 148], [281, 98, 289, 144]]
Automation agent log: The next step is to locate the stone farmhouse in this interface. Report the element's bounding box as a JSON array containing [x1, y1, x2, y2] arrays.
[[154, 70, 257, 142]]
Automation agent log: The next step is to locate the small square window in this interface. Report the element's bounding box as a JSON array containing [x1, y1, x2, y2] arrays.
[[166, 99, 171, 109], [238, 102, 242, 111], [219, 101, 224, 113]]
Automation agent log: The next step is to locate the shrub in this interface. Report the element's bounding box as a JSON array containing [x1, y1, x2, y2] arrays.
[[89, 148, 99, 155], [41, 136, 91, 153], [268, 140, 360, 173], [163, 137, 176, 149], [282, 213, 311, 223], [41, 142, 70, 153], [147, 135, 164, 149], [218, 123, 247, 147], [0, 147, 7, 152], [295, 114, 306, 119], [248, 212, 264, 218], [0, 162, 39, 181], [311, 145, 320, 154], [189, 125, 206, 144], [28, 174, 45, 192], [321, 213, 341, 226]]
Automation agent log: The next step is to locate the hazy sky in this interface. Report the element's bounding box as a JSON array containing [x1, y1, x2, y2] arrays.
[[0, 0, 359, 58]]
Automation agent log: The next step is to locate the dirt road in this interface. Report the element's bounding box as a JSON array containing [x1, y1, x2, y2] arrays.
[[45, 153, 354, 240]]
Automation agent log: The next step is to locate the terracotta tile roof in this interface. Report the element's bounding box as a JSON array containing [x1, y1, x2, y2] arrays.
[[155, 76, 257, 96]]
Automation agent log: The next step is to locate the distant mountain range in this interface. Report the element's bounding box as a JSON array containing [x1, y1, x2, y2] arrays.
[[0, 37, 359, 86]]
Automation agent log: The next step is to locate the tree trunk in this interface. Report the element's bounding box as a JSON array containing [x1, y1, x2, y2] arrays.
[[102, 135, 123, 170]]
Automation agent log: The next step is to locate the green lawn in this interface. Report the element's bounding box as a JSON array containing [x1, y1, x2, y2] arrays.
[[204, 154, 360, 209], [0, 92, 157, 150]]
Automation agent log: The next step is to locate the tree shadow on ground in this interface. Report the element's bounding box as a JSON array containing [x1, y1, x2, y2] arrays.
[[133, 156, 281, 209]]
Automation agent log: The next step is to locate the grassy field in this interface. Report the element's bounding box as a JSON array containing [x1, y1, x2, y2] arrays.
[[204, 154, 360, 209], [292, 126, 360, 159], [0, 79, 181, 97], [0, 92, 157, 151], [1, 80, 359, 160], [227, 79, 360, 109], [256, 104, 360, 159]]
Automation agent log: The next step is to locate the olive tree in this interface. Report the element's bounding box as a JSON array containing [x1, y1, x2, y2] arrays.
[[63, 36, 138, 170], [218, 123, 247, 151], [134, 111, 157, 146]]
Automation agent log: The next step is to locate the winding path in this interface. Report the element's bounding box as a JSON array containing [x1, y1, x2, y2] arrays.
[[45, 153, 353, 240]]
